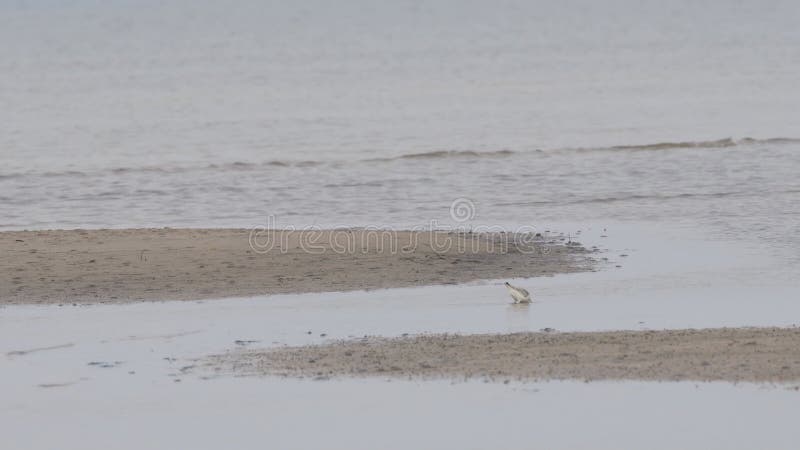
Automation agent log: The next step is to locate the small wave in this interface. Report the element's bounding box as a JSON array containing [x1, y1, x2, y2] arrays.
[[362, 137, 798, 162], [368, 149, 517, 162], [264, 160, 290, 167], [608, 138, 737, 151], [2, 170, 90, 180], [573, 137, 800, 153], [399, 149, 516, 159], [739, 137, 800, 145], [96, 191, 123, 198], [497, 188, 793, 208], [206, 162, 259, 170], [110, 165, 211, 176], [567, 191, 747, 205], [262, 159, 323, 167], [2, 137, 796, 181], [111, 166, 178, 174]]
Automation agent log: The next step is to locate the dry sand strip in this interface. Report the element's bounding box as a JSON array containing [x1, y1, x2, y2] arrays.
[[211, 327, 800, 383], [0, 228, 592, 305]]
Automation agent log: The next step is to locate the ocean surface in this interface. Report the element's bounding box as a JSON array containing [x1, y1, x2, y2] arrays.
[[1, 0, 799, 252]]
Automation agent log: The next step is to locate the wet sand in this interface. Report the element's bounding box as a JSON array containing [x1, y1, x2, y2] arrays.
[[0, 228, 591, 305], [214, 327, 800, 383]]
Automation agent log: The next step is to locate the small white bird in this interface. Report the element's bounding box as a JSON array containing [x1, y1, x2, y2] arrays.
[[504, 281, 531, 304]]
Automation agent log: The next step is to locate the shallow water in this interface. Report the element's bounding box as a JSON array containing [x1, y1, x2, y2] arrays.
[[5, 375, 800, 450], [3, 222, 799, 449], [3, 224, 800, 449]]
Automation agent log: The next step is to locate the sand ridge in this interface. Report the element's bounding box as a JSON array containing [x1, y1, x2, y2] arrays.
[[212, 327, 800, 383], [0, 228, 593, 305]]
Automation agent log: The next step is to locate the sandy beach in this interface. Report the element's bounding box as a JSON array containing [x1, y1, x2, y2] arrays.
[[0, 228, 592, 305], [213, 327, 800, 383]]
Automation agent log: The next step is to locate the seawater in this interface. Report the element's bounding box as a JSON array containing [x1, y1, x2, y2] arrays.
[[1, 0, 798, 268]]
